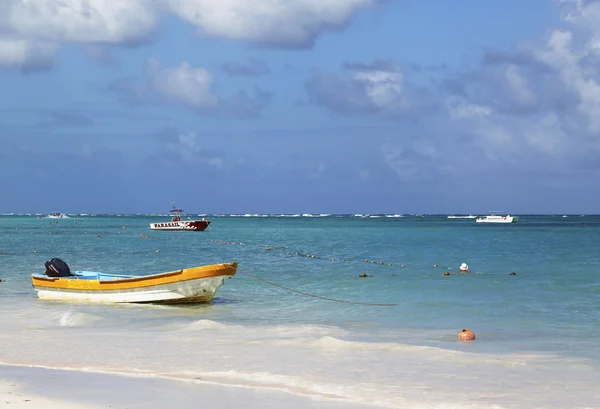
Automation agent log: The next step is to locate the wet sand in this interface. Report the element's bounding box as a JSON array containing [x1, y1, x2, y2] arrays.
[[0, 364, 380, 409]]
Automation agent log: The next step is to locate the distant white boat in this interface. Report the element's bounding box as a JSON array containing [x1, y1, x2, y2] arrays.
[[475, 212, 518, 224], [47, 212, 68, 219], [447, 215, 477, 219]]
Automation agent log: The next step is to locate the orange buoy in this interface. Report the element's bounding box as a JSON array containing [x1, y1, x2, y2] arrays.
[[443, 271, 451, 276], [458, 329, 475, 341]]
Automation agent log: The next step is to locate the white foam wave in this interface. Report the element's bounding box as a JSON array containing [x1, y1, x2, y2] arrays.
[[57, 310, 103, 327], [179, 319, 242, 331]]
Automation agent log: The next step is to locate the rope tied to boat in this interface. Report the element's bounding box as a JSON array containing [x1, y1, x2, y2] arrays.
[[238, 270, 397, 307]]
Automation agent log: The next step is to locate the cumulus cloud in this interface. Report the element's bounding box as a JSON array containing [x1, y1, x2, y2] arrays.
[[306, 61, 434, 118], [0, 0, 376, 70], [301, 1, 600, 184], [0, 38, 59, 71], [0, 0, 158, 44], [108, 58, 272, 118], [0, 0, 158, 69], [148, 59, 219, 112], [165, 0, 374, 47], [371, 0, 600, 184]]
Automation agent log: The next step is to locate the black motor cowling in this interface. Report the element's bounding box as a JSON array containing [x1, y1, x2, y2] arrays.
[[44, 258, 73, 277]]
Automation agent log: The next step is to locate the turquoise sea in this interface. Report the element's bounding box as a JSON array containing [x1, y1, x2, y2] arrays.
[[1, 214, 599, 408]]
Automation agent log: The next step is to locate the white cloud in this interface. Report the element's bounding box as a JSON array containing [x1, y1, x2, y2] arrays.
[[560, 0, 600, 42], [0, 0, 157, 69], [168, 131, 202, 160], [0, 0, 158, 44], [148, 59, 219, 111], [307, 65, 423, 118], [443, 2, 600, 170], [165, 0, 373, 46], [0, 0, 375, 69], [0, 38, 59, 70], [533, 29, 600, 134], [354, 70, 405, 109]]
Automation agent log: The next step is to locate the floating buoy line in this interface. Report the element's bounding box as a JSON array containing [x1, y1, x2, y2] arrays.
[[209, 239, 397, 268], [237, 269, 397, 306], [10, 229, 517, 278]]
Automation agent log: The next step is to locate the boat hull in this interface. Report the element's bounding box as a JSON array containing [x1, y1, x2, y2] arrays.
[[149, 220, 210, 231], [31, 263, 236, 304], [475, 216, 518, 223]]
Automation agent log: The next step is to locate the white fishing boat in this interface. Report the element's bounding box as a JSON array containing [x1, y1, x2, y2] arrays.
[[31, 258, 237, 304], [475, 212, 518, 224]]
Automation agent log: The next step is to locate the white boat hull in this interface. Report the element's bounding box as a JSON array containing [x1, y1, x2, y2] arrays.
[[475, 215, 518, 223], [149, 220, 210, 231], [34, 275, 231, 304]]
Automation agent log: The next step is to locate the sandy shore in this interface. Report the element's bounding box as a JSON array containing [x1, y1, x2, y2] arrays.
[[1, 364, 379, 409]]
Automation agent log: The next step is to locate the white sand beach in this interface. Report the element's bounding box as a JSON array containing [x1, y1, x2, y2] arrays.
[[1, 365, 380, 409]]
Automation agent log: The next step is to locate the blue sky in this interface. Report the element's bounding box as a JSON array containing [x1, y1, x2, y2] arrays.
[[1, 0, 598, 214]]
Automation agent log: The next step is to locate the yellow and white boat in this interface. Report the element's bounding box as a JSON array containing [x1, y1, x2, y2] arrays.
[[31, 259, 238, 304]]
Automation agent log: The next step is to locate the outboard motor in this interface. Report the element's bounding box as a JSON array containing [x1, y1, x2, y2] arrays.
[[44, 258, 73, 277]]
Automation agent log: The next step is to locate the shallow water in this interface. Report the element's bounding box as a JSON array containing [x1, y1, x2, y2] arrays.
[[1, 214, 599, 408]]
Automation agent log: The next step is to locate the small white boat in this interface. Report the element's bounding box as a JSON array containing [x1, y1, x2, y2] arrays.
[[150, 204, 210, 232], [475, 212, 518, 224], [447, 215, 477, 219], [32, 258, 237, 304], [47, 212, 68, 219]]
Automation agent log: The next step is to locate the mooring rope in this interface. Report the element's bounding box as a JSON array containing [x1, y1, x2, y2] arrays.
[[238, 270, 397, 307]]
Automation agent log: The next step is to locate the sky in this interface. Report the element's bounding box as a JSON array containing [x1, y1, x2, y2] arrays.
[[0, 0, 599, 214]]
